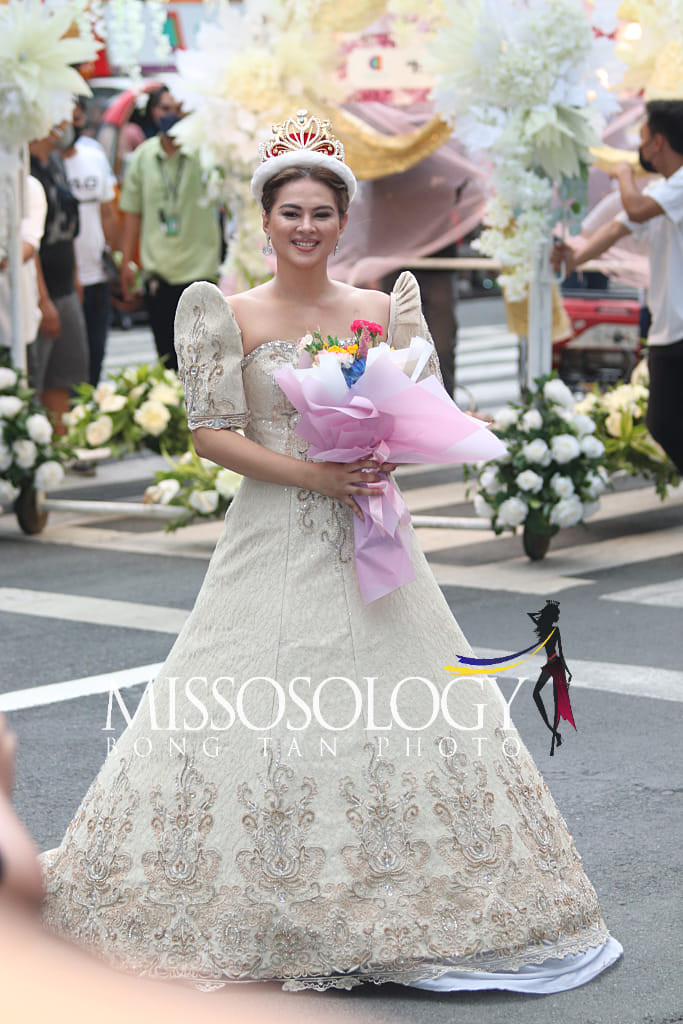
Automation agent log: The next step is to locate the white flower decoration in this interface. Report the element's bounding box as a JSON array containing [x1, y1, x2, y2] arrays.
[[0, 479, 20, 504], [580, 434, 605, 458], [473, 493, 494, 519], [521, 409, 543, 431], [550, 433, 581, 464], [0, 442, 12, 471], [154, 478, 181, 505], [572, 412, 596, 437], [69, 404, 87, 424], [0, 395, 23, 419], [189, 489, 219, 515], [551, 473, 575, 498], [549, 495, 583, 528], [85, 415, 113, 447], [516, 469, 543, 493], [148, 382, 181, 407], [521, 438, 551, 464], [93, 382, 116, 404], [479, 467, 500, 492], [34, 460, 64, 491], [493, 406, 520, 431], [12, 439, 37, 469], [98, 394, 128, 413], [544, 378, 576, 409], [215, 468, 242, 499], [497, 496, 528, 528], [0, 2, 96, 147], [574, 392, 598, 414], [134, 400, 171, 437], [25, 413, 53, 445], [0, 367, 18, 390]]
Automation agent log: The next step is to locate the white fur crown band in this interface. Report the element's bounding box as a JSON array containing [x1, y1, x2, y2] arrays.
[[250, 109, 357, 204]]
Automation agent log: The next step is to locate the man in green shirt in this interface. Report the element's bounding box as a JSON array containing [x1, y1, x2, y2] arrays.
[[119, 91, 221, 370]]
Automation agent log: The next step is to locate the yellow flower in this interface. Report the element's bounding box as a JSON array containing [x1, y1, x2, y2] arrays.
[[134, 400, 171, 437], [85, 415, 113, 447]]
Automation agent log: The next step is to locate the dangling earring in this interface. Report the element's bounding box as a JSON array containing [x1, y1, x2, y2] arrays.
[[262, 236, 273, 255], [334, 238, 341, 256]]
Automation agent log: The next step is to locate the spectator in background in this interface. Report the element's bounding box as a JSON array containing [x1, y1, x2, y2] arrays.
[[119, 93, 221, 371], [62, 101, 120, 386], [29, 125, 89, 432], [135, 84, 177, 140], [552, 99, 683, 473], [0, 175, 47, 359]]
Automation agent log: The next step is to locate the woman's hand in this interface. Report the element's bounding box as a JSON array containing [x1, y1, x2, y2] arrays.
[[308, 457, 387, 520], [39, 297, 60, 339]]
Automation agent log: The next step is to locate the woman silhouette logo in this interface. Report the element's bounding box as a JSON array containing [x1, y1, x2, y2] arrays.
[[528, 600, 576, 756], [446, 599, 578, 756]]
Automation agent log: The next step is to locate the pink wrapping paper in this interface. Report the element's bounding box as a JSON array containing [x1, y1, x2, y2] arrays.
[[274, 346, 506, 603]]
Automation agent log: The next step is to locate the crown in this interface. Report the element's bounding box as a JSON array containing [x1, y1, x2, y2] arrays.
[[251, 109, 357, 204], [260, 110, 345, 162]]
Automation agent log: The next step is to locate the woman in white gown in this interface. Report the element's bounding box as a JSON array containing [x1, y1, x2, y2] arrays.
[[41, 112, 622, 993]]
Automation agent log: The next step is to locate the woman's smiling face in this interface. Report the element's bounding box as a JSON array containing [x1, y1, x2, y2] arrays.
[[263, 177, 347, 264]]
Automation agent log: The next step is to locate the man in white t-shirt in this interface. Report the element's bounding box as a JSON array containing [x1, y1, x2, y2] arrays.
[[552, 99, 683, 474], [62, 101, 120, 386]]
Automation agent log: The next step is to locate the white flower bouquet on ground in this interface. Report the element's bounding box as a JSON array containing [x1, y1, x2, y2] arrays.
[[144, 450, 242, 531], [0, 359, 66, 508], [65, 362, 191, 458], [575, 360, 680, 499], [470, 374, 609, 558]]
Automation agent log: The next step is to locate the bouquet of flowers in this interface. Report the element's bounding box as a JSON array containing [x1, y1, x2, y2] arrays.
[[470, 375, 609, 556], [144, 450, 242, 532], [575, 361, 680, 499], [275, 320, 505, 602], [0, 357, 66, 507], [65, 362, 191, 459]]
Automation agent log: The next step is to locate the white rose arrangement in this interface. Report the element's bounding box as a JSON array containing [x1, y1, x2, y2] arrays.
[[469, 374, 609, 551], [144, 450, 242, 531], [0, 359, 66, 508], [65, 361, 190, 458], [574, 360, 680, 498]]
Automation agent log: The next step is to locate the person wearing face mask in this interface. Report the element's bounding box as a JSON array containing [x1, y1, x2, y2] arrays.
[[118, 91, 222, 371], [28, 124, 89, 432], [552, 99, 683, 474], [61, 100, 120, 387]]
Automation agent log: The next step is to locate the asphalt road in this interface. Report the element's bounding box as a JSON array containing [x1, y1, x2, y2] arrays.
[[1, 452, 682, 1024]]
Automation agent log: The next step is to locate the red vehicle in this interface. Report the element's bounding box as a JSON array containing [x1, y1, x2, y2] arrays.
[[553, 285, 643, 389]]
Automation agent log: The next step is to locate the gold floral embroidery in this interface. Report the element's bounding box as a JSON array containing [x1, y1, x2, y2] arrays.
[[340, 742, 429, 897], [236, 746, 325, 902], [41, 741, 611, 989], [426, 745, 513, 876], [296, 489, 354, 565]]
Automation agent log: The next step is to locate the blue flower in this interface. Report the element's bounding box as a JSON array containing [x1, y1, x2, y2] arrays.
[[342, 358, 366, 387]]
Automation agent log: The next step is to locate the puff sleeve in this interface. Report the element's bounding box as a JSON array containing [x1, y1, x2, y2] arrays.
[[174, 281, 249, 430], [388, 271, 445, 386]]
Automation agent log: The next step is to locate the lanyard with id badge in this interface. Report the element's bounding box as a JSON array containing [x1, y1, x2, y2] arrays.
[[157, 153, 185, 237]]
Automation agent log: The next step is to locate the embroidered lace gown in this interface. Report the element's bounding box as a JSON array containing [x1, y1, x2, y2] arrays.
[[41, 274, 622, 992]]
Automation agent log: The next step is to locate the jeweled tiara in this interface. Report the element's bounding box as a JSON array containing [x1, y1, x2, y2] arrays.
[[250, 109, 357, 203]]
